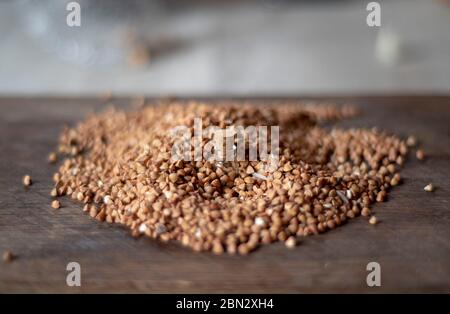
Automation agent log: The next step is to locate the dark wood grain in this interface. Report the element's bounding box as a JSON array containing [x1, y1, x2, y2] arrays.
[[0, 96, 449, 293]]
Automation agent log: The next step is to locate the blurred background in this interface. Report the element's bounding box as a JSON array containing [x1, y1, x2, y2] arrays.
[[0, 0, 449, 96]]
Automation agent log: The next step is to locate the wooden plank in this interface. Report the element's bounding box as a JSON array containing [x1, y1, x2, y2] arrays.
[[0, 96, 449, 293]]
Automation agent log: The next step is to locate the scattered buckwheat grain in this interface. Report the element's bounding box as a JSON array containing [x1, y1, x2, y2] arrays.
[[3, 250, 13, 263], [22, 175, 32, 186], [406, 135, 417, 147], [416, 149, 425, 161], [51, 200, 61, 209], [424, 183, 434, 192], [48, 152, 57, 164], [49, 101, 414, 254], [369, 216, 378, 225], [285, 236, 297, 249]]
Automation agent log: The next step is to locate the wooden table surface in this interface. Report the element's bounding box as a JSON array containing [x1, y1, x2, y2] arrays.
[[0, 96, 449, 293]]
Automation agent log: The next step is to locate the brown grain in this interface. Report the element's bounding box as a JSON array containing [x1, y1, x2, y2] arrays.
[[23, 175, 32, 186], [49, 101, 415, 254], [416, 149, 425, 161], [3, 250, 14, 263], [51, 200, 61, 209]]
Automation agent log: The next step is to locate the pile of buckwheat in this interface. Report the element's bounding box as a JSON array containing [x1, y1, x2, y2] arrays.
[[50, 101, 415, 254]]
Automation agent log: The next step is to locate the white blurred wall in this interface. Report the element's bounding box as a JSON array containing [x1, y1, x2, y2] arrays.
[[0, 0, 449, 96]]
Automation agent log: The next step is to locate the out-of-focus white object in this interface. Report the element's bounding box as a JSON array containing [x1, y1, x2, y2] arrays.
[[19, 0, 162, 66], [375, 29, 402, 65]]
